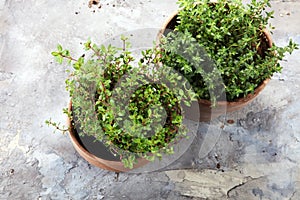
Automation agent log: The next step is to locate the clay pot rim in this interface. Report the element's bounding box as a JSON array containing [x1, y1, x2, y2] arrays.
[[198, 78, 270, 106], [67, 100, 149, 172]]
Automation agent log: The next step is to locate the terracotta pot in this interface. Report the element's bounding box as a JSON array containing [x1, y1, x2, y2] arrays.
[[197, 79, 270, 121], [67, 101, 149, 172], [158, 11, 272, 122]]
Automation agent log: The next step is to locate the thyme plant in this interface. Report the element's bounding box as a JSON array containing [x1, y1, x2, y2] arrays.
[[160, 0, 298, 104], [47, 37, 196, 169]]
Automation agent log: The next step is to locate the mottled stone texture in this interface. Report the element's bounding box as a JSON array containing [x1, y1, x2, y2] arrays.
[[0, 0, 300, 199]]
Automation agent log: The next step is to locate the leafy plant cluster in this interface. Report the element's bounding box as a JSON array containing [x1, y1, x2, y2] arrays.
[[48, 37, 195, 169], [160, 0, 298, 103], [47, 0, 298, 169]]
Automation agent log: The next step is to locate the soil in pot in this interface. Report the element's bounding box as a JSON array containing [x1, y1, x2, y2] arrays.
[[72, 126, 121, 161]]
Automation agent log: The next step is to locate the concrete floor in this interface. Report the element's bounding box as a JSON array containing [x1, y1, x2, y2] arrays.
[[0, 0, 300, 199]]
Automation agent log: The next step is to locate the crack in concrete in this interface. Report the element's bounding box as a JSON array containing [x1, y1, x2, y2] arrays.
[[64, 162, 79, 175], [226, 176, 264, 198], [289, 190, 296, 200]]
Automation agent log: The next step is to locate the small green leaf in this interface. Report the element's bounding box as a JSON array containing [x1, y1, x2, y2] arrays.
[[56, 56, 63, 64], [120, 35, 128, 41], [84, 39, 91, 50], [51, 52, 59, 56], [57, 44, 63, 52]]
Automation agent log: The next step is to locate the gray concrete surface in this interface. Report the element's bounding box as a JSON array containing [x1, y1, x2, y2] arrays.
[[0, 0, 300, 199]]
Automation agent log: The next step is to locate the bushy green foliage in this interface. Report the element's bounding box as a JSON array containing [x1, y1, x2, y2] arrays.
[[160, 0, 298, 103], [47, 37, 196, 169]]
